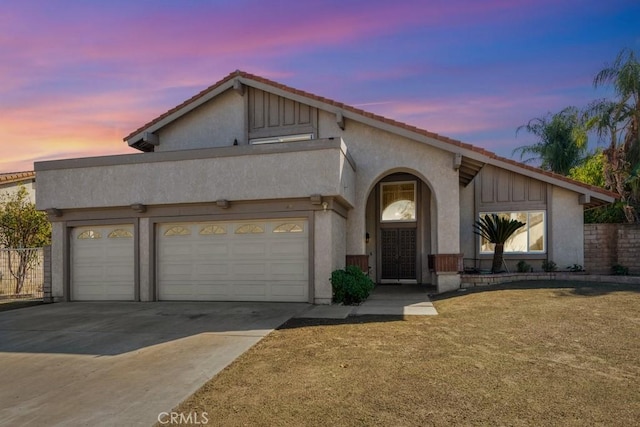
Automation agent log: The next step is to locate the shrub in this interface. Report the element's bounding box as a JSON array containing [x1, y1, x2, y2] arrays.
[[542, 260, 558, 272], [612, 264, 629, 276], [567, 264, 584, 272], [516, 260, 532, 273], [331, 265, 375, 305]]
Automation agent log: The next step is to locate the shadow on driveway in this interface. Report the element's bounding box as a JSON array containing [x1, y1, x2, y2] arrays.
[[0, 301, 308, 356]]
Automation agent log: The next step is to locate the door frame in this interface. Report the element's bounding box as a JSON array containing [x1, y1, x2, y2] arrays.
[[376, 174, 422, 284]]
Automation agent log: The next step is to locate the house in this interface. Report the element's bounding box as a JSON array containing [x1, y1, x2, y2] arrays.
[[0, 171, 36, 203], [34, 71, 616, 303]]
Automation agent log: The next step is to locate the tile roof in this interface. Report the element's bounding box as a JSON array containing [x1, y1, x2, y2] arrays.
[[124, 70, 617, 201], [0, 171, 35, 185]]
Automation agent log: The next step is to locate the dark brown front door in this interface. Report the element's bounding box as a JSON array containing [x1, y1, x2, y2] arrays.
[[380, 228, 416, 280]]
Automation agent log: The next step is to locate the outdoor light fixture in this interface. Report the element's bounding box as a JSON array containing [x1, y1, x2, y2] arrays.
[[365, 232, 370, 244], [46, 208, 62, 217]]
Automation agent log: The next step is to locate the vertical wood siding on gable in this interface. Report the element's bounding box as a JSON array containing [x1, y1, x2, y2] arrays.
[[248, 88, 317, 139], [477, 165, 547, 210]]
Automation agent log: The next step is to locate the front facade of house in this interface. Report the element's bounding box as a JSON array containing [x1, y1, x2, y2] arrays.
[[35, 72, 615, 303]]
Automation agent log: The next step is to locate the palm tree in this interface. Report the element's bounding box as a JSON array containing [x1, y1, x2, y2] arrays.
[[513, 106, 587, 176], [473, 214, 526, 274], [588, 48, 640, 223]]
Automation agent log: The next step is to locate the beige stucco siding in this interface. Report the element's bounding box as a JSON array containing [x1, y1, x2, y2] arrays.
[[156, 89, 245, 151], [550, 186, 584, 268], [0, 182, 36, 204], [459, 181, 475, 263], [36, 142, 354, 210], [51, 221, 64, 301], [314, 210, 346, 304], [317, 110, 460, 256]]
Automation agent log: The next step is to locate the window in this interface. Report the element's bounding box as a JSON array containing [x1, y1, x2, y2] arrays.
[[381, 181, 416, 222], [108, 229, 133, 238], [164, 226, 191, 236], [77, 230, 101, 239], [249, 134, 314, 145], [235, 224, 264, 234], [273, 223, 303, 233], [479, 211, 545, 254], [199, 225, 226, 235]]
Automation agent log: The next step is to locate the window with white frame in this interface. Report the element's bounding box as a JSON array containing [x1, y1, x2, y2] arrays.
[[479, 211, 546, 254]]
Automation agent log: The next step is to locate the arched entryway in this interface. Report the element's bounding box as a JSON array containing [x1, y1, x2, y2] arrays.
[[365, 172, 434, 284]]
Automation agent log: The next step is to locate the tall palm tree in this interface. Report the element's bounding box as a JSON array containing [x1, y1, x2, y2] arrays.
[[473, 214, 526, 274], [588, 48, 640, 223], [514, 106, 588, 176]]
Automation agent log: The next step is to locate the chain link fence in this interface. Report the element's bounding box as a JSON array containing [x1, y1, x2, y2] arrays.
[[0, 248, 44, 300]]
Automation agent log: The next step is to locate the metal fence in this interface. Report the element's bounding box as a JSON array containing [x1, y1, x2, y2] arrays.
[[0, 248, 44, 299]]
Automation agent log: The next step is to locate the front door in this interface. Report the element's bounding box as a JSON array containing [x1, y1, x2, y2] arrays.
[[380, 228, 416, 280], [378, 179, 419, 283]]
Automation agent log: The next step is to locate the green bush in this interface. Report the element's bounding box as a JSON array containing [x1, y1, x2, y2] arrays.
[[567, 264, 583, 272], [612, 264, 629, 276], [542, 260, 558, 272], [331, 265, 375, 305], [516, 260, 532, 273]]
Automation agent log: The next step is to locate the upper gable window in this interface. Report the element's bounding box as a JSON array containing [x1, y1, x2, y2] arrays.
[[249, 134, 314, 145]]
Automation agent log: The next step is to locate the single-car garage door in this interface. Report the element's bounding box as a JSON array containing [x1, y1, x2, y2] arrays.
[[71, 224, 135, 301], [157, 219, 308, 302]]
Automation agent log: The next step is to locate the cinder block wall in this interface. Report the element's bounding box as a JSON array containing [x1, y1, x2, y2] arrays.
[[584, 224, 640, 274], [43, 245, 52, 303], [616, 225, 640, 274]]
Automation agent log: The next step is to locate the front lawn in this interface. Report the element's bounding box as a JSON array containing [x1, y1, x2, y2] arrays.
[[173, 282, 640, 426]]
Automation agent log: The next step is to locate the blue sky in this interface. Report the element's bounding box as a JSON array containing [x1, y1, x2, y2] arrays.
[[1, 0, 638, 171]]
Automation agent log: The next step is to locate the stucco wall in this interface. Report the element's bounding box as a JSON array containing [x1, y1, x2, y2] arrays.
[[314, 210, 346, 304], [156, 89, 246, 150], [36, 141, 354, 210], [0, 181, 36, 204], [459, 180, 475, 263], [50, 221, 64, 301], [317, 110, 460, 257], [550, 186, 584, 268]]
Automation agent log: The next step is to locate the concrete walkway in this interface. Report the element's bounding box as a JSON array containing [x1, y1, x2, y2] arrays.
[[298, 284, 438, 318]]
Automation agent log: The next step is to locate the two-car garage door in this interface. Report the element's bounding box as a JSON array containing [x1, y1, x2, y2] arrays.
[[70, 219, 309, 302], [157, 219, 309, 302]]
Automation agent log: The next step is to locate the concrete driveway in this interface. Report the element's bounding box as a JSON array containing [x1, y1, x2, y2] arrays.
[[0, 301, 308, 426]]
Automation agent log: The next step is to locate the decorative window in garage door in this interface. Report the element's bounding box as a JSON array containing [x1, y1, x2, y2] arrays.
[[235, 224, 264, 234], [108, 229, 133, 238], [199, 225, 226, 235], [77, 230, 101, 239], [164, 226, 191, 236], [273, 223, 303, 233]]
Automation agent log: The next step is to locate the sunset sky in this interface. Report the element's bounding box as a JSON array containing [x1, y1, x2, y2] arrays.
[[1, 0, 639, 172]]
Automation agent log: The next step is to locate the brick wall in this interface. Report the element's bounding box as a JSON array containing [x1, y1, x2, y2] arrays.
[[584, 224, 640, 275]]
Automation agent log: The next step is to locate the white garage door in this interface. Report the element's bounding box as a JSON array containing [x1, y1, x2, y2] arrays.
[[71, 225, 135, 301], [157, 219, 308, 302]]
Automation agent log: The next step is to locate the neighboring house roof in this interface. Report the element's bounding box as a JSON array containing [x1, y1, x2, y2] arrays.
[[0, 171, 35, 185], [125, 71, 617, 208]]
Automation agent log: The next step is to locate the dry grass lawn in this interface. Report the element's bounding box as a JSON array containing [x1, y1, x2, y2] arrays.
[[173, 282, 640, 426]]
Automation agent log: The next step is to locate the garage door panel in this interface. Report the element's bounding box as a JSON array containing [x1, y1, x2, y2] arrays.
[[72, 225, 134, 301], [193, 263, 229, 276], [158, 219, 308, 301], [232, 242, 267, 256], [269, 241, 307, 257]]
